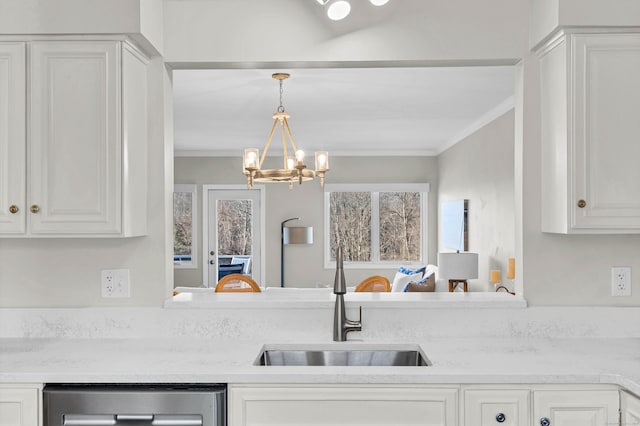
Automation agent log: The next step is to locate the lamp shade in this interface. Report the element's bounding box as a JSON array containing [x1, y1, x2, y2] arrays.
[[438, 252, 478, 280], [283, 227, 313, 245]]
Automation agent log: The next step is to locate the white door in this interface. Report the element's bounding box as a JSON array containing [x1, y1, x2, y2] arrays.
[[533, 390, 619, 426], [205, 186, 263, 287], [29, 41, 121, 234], [0, 42, 26, 234]]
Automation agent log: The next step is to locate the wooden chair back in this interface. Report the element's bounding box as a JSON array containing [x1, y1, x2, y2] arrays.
[[355, 275, 391, 292], [215, 274, 261, 292]]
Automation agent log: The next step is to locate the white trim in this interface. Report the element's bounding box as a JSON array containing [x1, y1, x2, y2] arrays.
[[173, 184, 197, 269], [175, 149, 440, 157], [437, 96, 515, 155], [324, 184, 430, 269], [201, 184, 265, 287], [325, 183, 430, 193]]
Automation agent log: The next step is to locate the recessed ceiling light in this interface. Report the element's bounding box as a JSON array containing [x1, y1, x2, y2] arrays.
[[327, 0, 351, 20], [369, 0, 390, 5]]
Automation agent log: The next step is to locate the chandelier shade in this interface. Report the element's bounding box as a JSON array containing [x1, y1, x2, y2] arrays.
[[243, 73, 329, 189]]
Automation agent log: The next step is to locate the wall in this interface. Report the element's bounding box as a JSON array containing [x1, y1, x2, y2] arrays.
[[437, 110, 515, 292], [0, 57, 173, 308], [518, 52, 640, 306], [174, 156, 438, 288], [163, 0, 529, 64]]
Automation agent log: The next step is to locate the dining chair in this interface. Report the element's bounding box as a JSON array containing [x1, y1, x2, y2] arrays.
[[215, 274, 261, 292], [355, 275, 391, 292]]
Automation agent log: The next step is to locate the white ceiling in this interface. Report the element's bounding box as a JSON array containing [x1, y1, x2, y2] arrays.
[[173, 65, 515, 157]]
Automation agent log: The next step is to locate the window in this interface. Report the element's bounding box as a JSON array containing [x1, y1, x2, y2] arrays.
[[324, 184, 429, 268], [173, 184, 197, 268]]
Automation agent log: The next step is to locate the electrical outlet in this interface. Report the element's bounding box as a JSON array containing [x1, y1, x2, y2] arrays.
[[611, 267, 631, 297], [101, 269, 130, 298]]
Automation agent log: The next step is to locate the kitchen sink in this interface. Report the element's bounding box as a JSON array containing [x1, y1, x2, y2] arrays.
[[255, 343, 430, 366]]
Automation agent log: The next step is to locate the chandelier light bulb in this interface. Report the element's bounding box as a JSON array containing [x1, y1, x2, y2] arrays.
[[286, 158, 295, 170], [369, 0, 390, 5], [327, 0, 351, 20], [295, 150, 305, 163]]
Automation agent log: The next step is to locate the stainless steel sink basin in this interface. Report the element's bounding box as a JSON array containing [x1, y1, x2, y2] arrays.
[[255, 344, 430, 366]]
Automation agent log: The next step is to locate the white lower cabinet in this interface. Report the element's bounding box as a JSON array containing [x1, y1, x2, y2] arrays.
[[533, 389, 619, 426], [621, 391, 640, 426], [463, 388, 530, 426], [229, 385, 459, 426], [0, 384, 41, 426]]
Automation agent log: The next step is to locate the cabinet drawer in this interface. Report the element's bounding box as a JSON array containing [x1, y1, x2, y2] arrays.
[[464, 389, 529, 426]]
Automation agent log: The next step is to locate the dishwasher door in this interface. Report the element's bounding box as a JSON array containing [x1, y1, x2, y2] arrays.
[[44, 384, 226, 426]]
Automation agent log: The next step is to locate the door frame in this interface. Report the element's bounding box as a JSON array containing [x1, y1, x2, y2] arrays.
[[201, 184, 265, 287]]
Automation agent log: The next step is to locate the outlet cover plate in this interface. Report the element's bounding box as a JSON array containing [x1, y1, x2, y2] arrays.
[[101, 269, 131, 298], [611, 267, 631, 297]]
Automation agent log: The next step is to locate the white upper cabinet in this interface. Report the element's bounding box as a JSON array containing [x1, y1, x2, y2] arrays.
[[539, 32, 640, 234], [0, 39, 148, 237], [0, 42, 26, 234], [622, 391, 640, 426]]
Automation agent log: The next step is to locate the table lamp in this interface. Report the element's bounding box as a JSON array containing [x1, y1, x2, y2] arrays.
[[438, 252, 478, 292]]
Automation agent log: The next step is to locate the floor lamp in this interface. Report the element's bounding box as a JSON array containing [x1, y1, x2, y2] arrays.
[[281, 218, 314, 287]]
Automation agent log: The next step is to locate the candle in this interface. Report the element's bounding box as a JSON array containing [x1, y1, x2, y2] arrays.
[[507, 258, 515, 280], [490, 269, 501, 284]]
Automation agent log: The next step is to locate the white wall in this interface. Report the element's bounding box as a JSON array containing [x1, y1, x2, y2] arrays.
[[174, 156, 438, 288], [163, 0, 529, 64], [518, 52, 640, 306], [438, 110, 515, 292], [0, 57, 173, 308]]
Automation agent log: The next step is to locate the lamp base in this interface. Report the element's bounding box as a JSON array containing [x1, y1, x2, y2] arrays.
[[448, 279, 468, 292]]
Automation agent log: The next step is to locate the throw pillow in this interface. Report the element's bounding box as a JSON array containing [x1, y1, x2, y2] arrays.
[[403, 273, 436, 292], [391, 272, 423, 292]]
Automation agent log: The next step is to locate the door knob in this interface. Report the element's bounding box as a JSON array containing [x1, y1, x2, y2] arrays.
[[209, 260, 215, 265], [30, 205, 40, 214], [540, 417, 550, 426], [9, 205, 19, 214], [495, 413, 506, 423]]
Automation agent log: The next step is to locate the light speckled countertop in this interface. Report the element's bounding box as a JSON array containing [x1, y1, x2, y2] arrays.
[[1, 306, 639, 395], [1, 337, 639, 395]]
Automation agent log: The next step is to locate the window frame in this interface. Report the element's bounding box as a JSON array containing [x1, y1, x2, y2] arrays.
[[323, 183, 430, 269], [173, 184, 198, 269]]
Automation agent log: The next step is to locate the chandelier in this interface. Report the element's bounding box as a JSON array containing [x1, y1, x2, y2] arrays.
[[243, 73, 329, 189]]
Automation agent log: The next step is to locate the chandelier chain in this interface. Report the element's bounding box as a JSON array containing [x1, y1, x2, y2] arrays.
[[278, 78, 285, 113]]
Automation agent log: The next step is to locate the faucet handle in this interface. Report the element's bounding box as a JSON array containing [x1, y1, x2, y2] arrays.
[[347, 306, 362, 326]]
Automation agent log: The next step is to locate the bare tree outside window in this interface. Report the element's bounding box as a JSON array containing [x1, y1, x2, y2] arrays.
[[379, 192, 421, 261], [217, 199, 253, 256], [330, 192, 371, 261], [173, 192, 193, 258], [328, 188, 424, 265]]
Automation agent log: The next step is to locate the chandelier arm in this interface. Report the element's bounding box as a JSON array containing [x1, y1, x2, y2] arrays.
[[283, 118, 299, 153], [280, 119, 290, 169], [260, 118, 279, 168]]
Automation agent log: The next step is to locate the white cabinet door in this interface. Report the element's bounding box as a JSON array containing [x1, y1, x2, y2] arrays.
[[0, 385, 40, 426], [622, 391, 640, 426], [0, 42, 26, 234], [533, 390, 619, 426], [229, 385, 458, 426], [29, 41, 122, 234], [540, 32, 640, 233], [464, 389, 530, 426]]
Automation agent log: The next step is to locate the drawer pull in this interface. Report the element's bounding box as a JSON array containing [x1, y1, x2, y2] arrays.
[[30, 204, 40, 214], [540, 418, 551, 426], [9, 205, 19, 214], [496, 413, 506, 423], [577, 199, 586, 208]]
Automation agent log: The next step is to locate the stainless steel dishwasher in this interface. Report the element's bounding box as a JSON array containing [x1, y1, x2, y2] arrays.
[[43, 384, 226, 426]]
